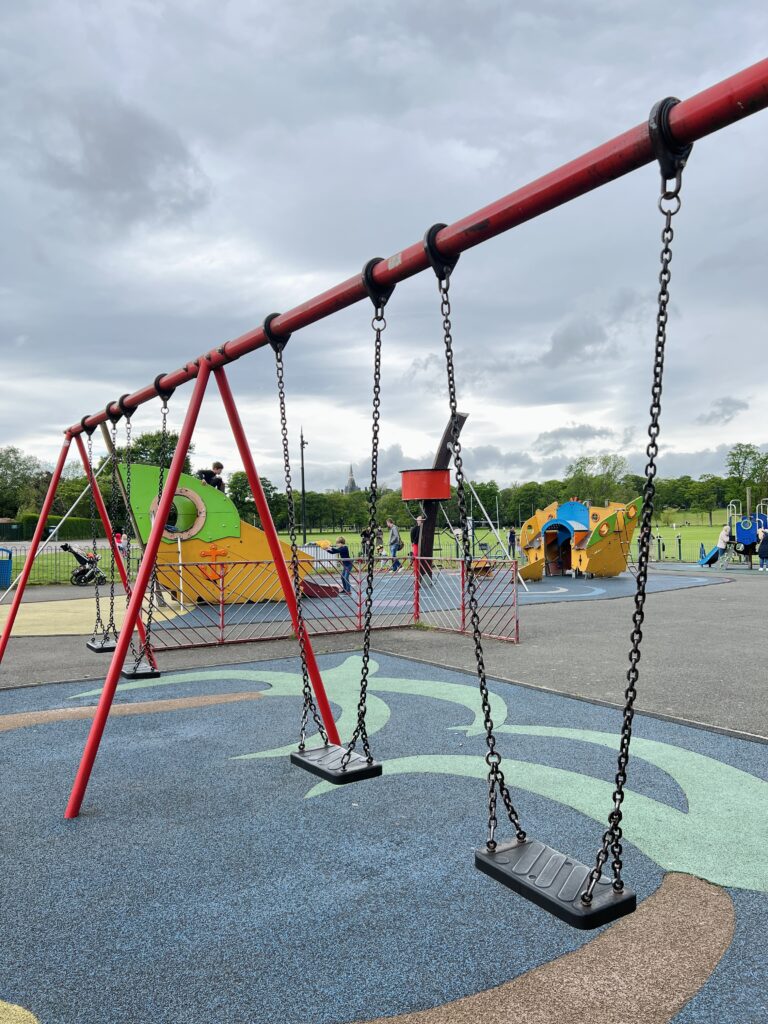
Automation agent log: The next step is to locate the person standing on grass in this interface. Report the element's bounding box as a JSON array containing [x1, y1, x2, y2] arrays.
[[757, 527, 768, 571], [328, 537, 353, 594], [386, 518, 402, 572]]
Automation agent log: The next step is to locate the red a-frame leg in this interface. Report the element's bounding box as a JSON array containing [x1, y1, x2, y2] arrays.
[[65, 364, 211, 818]]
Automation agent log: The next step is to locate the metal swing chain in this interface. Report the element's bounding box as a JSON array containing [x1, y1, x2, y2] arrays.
[[341, 298, 385, 768], [123, 414, 141, 660], [582, 156, 686, 905], [86, 430, 106, 640], [103, 418, 121, 641], [273, 346, 329, 750], [437, 273, 526, 850], [132, 402, 168, 669]]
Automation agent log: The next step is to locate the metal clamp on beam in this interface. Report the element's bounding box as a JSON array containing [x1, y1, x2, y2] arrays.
[[423, 223, 460, 281], [118, 393, 137, 419], [79, 415, 97, 437], [361, 257, 396, 310], [105, 400, 123, 424], [649, 97, 693, 196], [262, 313, 291, 354], [153, 373, 176, 404]]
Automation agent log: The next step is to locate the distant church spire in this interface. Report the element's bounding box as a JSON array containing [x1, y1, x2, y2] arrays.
[[344, 464, 360, 494]]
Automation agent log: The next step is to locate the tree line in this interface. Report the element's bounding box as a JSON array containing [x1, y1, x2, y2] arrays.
[[1, 441, 766, 533]]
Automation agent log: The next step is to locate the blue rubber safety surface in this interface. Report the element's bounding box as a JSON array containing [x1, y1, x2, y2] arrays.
[[0, 651, 765, 1024]]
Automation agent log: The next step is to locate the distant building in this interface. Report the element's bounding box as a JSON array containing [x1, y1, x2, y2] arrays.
[[344, 464, 360, 494]]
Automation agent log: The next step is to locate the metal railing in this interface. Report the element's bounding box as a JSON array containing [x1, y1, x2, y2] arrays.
[[143, 555, 519, 651]]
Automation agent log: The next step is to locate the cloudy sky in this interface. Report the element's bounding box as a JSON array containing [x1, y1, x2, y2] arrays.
[[2, 1, 767, 493]]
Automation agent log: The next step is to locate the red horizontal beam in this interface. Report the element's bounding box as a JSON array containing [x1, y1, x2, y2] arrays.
[[70, 58, 768, 436]]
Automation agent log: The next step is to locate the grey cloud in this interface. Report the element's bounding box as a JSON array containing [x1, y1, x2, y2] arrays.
[[696, 397, 749, 426], [533, 423, 615, 456], [25, 93, 210, 227]]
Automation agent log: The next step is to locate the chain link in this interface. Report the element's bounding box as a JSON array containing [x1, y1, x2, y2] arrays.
[[437, 274, 526, 849], [130, 404, 168, 670], [274, 347, 329, 750], [103, 419, 120, 642], [87, 431, 106, 641], [581, 172, 684, 904], [340, 304, 386, 768]]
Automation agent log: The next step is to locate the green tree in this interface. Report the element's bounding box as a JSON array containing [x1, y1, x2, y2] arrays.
[[111, 431, 194, 474], [726, 443, 760, 486], [0, 446, 47, 517]]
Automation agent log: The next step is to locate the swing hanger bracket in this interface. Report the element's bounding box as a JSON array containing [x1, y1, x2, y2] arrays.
[[153, 373, 176, 404], [118, 393, 137, 420], [79, 415, 97, 437], [423, 223, 460, 281], [263, 313, 292, 354], [648, 97, 693, 197], [105, 400, 123, 425], [361, 257, 396, 310]]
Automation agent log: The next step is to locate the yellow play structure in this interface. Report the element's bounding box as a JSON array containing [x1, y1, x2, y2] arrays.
[[517, 498, 641, 581], [123, 465, 311, 604]]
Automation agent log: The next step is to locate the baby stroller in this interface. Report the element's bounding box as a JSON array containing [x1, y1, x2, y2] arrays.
[[61, 543, 107, 587]]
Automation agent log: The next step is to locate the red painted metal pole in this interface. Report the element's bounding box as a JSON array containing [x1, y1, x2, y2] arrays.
[[64, 61, 768, 439], [64, 364, 211, 818], [73, 433, 155, 666], [213, 366, 342, 746], [0, 434, 72, 665], [413, 552, 420, 624]]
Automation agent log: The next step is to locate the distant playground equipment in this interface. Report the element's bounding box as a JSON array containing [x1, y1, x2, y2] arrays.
[[699, 499, 768, 568], [123, 463, 311, 603], [517, 498, 641, 582]]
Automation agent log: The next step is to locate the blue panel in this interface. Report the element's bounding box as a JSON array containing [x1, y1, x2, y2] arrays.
[[557, 501, 590, 527]]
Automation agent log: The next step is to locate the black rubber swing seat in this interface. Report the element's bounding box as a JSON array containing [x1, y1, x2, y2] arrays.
[[120, 658, 161, 680], [86, 636, 118, 653], [290, 744, 383, 784], [475, 838, 636, 930]]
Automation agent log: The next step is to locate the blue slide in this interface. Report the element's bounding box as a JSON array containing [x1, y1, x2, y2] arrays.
[[699, 544, 721, 567]]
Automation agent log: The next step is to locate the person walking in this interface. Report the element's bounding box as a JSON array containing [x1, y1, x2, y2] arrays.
[[386, 518, 402, 572], [328, 536, 353, 594], [757, 527, 768, 571], [507, 525, 516, 558]]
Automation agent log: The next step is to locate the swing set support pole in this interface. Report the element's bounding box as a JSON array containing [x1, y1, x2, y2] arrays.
[[64, 58, 768, 441], [65, 363, 211, 819], [213, 366, 341, 746], [0, 434, 73, 665], [72, 433, 156, 668]]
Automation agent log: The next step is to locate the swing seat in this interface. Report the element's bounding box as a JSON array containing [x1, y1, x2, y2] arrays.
[[290, 744, 382, 784], [121, 657, 161, 680], [86, 636, 118, 653], [475, 838, 636, 930]]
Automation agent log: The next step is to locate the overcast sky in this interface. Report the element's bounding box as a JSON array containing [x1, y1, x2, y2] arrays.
[[2, 2, 766, 493]]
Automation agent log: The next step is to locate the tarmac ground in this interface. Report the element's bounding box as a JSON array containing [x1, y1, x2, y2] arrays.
[[0, 565, 765, 1023]]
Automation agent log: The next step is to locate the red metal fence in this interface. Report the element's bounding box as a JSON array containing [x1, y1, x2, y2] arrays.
[[145, 556, 519, 651]]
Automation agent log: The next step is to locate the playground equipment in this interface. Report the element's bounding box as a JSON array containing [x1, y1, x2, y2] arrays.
[[699, 499, 768, 567], [123, 463, 311, 604], [0, 62, 765, 929], [518, 498, 641, 581]]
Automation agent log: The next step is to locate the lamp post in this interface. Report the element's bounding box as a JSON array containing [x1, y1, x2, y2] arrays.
[[300, 426, 308, 545]]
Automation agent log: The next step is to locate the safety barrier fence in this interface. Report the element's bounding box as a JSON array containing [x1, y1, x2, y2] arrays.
[[141, 556, 519, 651], [2, 538, 735, 593]]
